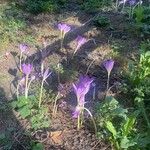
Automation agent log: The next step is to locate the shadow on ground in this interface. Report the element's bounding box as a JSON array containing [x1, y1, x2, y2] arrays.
[[0, 87, 32, 149]]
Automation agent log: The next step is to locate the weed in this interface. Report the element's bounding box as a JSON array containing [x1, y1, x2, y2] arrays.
[[10, 96, 51, 130], [81, 0, 112, 13], [94, 16, 110, 28]]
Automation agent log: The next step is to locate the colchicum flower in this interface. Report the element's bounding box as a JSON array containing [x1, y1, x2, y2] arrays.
[[42, 68, 52, 81], [19, 44, 28, 53], [128, 0, 136, 5], [73, 75, 93, 106], [72, 75, 96, 131], [21, 64, 33, 99], [58, 23, 71, 50], [39, 67, 52, 108], [103, 59, 114, 76], [76, 36, 87, 51], [73, 75, 93, 117], [58, 23, 71, 37], [19, 44, 29, 71], [22, 64, 32, 75], [73, 36, 87, 57], [103, 59, 114, 92]]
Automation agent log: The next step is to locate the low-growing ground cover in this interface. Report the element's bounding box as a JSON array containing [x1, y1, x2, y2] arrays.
[[0, 0, 150, 150]]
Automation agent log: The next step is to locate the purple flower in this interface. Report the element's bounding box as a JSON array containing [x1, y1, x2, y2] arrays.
[[19, 77, 25, 87], [76, 36, 87, 50], [58, 23, 71, 35], [42, 68, 52, 81], [128, 0, 136, 5], [103, 59, 114, 75], [22, 64, 32, 75], [19, 44, 28, 53], [72, 106, 80, 118], [72, 75, 93, 118]]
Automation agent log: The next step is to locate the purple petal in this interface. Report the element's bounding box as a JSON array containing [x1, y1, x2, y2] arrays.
[[58, 23, 71, 34], [19, 44, 28, 53], [128, 0, 136, 5], [73, 75, 93, 106], [103, 59, 114, 75], [19, 77, 25, 87], [72, 107, 80, 118], [43, 68, 52, 80], [76, 36, 87, 50], [22, 63, 32, 75]]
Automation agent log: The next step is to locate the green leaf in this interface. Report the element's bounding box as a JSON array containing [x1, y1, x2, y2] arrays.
[[105, 121, 117, 138], [32, 143, 44, 150], [122, 116, 136, 137], [120, 136, 136, 149], [18, 106, 31, 118], [10, 101, 17, 108], [113, 107, 128, 119]]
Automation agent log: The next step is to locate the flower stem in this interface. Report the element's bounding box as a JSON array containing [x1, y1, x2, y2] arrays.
[[60, 37, 64, 51], [77, 114, 80, 130], [86, 59, 95, 75], [39, 80, 44, 108], [19, 52, 23, 71], [16, 83, 20, 99], [72, 48, 78, 59], [25, 75, 29, 99], [52, 92, 60, 116], [84, 107, 97, 134], [106, 73, 110, 92]]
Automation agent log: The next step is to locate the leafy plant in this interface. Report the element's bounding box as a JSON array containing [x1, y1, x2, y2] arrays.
[[94, 16, 110, 28], [31, 142, 44, 150], [105, 116, 137, 150], [95, 96, 138, 149], [121, 42, 150, 149], [95, 96, 128, 128], [133, 6, 150, 38], [81, 0, 112, 13], [10, 96, 51, 130], [19, 0, 68, 14]]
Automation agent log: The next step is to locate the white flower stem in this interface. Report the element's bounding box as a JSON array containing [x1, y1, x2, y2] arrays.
[[77, 114, 80, 130], [107, 73, 110, 91], [93, 86, 96, 100], [19, 52, 23, 71], [16, 83, 20, 99], [52, 92, 60, 116], [39, 80, 44, 108], [25, 75, 29, 99], [84, 107, 97, 134], [86, 59, 95, 75]]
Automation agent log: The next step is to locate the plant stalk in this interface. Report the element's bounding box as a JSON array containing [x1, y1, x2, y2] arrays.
[[39, 80, 44, 108], [25, 75, 29, 99], [19, 52, 23, 71], [84, 107, 97, 134]]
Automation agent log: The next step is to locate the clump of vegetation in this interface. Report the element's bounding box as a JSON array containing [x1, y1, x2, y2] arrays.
[[133, 6, 150, 38], [81, 0, 113, 13], [0, 3, 35, 51], [17, 0, 68, 14], [94, 15, 110, 28]]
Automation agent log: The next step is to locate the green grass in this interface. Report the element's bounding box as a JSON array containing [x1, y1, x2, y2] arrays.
[[0, 2, 36, 51]]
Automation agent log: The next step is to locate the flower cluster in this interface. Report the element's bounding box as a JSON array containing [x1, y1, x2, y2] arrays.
[[72, 75, 93, 118]]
